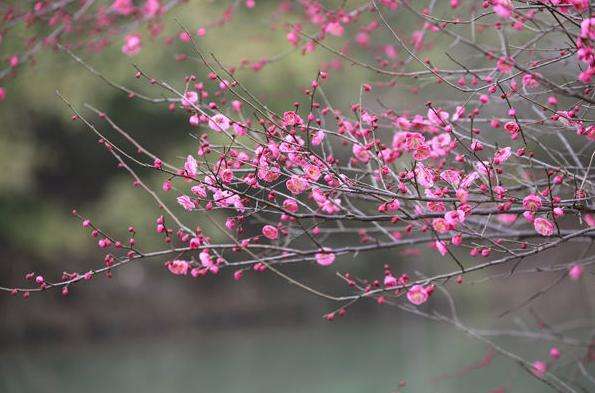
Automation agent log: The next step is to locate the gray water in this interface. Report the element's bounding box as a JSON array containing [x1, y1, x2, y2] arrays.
[[0, 317, 552, 393]]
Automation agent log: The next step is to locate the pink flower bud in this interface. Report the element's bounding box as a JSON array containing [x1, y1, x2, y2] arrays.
[[549, 347, 560, 360], [568, 264, 584, 280], [262, 225, 279, 240]]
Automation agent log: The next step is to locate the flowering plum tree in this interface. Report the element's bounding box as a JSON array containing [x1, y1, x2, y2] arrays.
[[2, 1, 595, 391]]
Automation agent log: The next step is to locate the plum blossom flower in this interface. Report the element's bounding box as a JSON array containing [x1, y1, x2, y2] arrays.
[[122, 34, 142, 56], [304, 164, 322, 181], [414, 163, 434, 188], [352, 144, 370, 163], [262, 225, 279, 240], [568, 264, 584, 280], [494, 186, 507, 198], [361, 112, 377, 125], [220, 168, 233, 184], [282, 111, 303, 127], [435, 240, 448, 256], [493, 0, 513, 19], [493, 147, 512, 165], [553, 207, 564, 218], [184, 155, 197, 178], [504, 121, 519, 136], [451, 105, 465, 122], [394, 117, 412, 131], [324, 22, 344, 36], [444, 209, 465, 227], [432, 135, 451, 156], [407, 285, 429, 305], [385, 199, 400, 212], [473, 161, 490, 176], [497, 56, 513, 73], [232, 123, 247, 136], [189, 114, 199, 127], [384, 274, 397, 288], [257, 163, 281, 183], [311, 188, 341, 214], [384, 44, 397, 58], [286, 176, 309, 195], [283, 198, 299, 213], [413, 144, 431, 161], [411, 30, 424, 51], [456, 189, 469, 203], [177, 195, 195, 211], [534, 217, 554, 236], [142, 0, 161, 17], [7, 54, 19, 68], [427, 108, 449, 127], [168, 260, 189, 275], [181, 91, 198, 108], [287, 24, 301, 46], [311, 130, 325, 146], [191, 185, 207, 198], [522, 194, 542, 212], [432, 218, 449, 234], [531, 361, 547, 378], [112, 0, 134, 15], [459, 171, 479, 189], [199, 250, 214, 268], [404, 132, 425, 151], [470, 140, 484, 152], [440, 169, 461, 187], [580, 18, 595, 40], [524, 211, 535, 222], [209, 114, 231, 132], [315, 250, 335, 266], [549, 347, 560, 360], [522, 73, 539, 89]]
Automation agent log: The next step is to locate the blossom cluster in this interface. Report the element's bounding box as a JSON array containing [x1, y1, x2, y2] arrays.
[[2, 1, 594, 390]]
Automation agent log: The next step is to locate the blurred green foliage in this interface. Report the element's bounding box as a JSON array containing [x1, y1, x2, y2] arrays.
[[0, 1, 385, 261]]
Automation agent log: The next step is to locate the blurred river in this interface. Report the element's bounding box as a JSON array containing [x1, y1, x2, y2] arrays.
[[0, 317, 549, 392]]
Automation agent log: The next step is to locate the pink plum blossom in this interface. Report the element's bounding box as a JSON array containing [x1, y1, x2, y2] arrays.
[[523, 194, 542, 212], [324, 22, 344, 37], [568, 264, 584, 280], [549, 347, 560, 360], [315, 251, 335, 266], [262, 225, 279, 240], [122, 34, 142, 56], [493, 147, 512, 165], [142, 0, 161, 17], [112, 0, 134, 15], [435, 240, 448, 256], [493, 0, 513, 19], [181, 91, 198, 108], [531, 361, 547, 378], [209, 114, 231, 132], [184, 155, 197, 178], [534, 217, 554, 236], [282, 111, 303, 127], [580, 18, 595, 40], [177, 195, 195, 211], [407, 285, 429, 305], [352, 144, 370, 163], [168, 260, 189, 275], [286, 176, 309, 195]]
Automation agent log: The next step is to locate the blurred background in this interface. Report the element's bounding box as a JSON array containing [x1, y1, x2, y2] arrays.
[[0, 1, 593, 392]]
